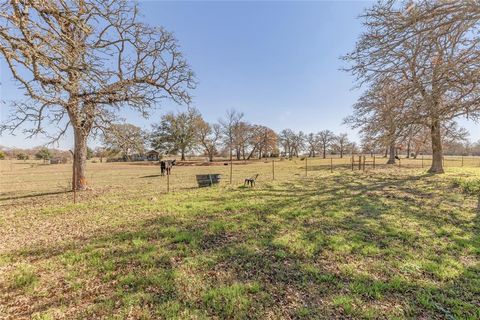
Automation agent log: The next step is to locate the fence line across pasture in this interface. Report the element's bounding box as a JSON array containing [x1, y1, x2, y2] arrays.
[[1, 156, 480, 203]]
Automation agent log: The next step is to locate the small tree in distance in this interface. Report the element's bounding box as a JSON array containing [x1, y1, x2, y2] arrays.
[[197, 121, 221, 162], [102, 124, 146, 161], [318, 130, 335, 159], [151, 107, 203, 161], [35, 148, 52, 163], [333, 134, 350, 158], [16, 153, 29, 161]]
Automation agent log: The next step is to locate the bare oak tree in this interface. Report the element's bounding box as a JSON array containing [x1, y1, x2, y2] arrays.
[[333, 133, 350, 158], [0, 1, 194, 189], [343, 0, 480, 173], [250, 125, 278, 159], [344, 80, 408, 164], [306, 133, 321, 157], [197, 121, 221, 162], [102, 123, 145, 160], [220, 109, 244, 162], [317, 130, 335, 159]]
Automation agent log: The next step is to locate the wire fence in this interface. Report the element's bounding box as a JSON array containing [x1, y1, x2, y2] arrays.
[[1, 155, 480, 202]]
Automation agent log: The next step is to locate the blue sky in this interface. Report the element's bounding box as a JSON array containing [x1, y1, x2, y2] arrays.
[[1, 1, 478, 149]]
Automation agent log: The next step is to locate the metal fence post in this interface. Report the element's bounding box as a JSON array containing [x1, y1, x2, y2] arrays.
[[305, 157, 308, 176], [167, 173, 170, 193], [230, 158, 233, 184], [272, 160, 275, 181]]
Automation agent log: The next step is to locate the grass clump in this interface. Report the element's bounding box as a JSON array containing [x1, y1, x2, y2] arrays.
[[203, 283, 259, 319], [11, 264, 38, 289]]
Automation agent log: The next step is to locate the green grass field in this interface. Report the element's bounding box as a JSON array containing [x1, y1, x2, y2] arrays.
[[0, 158, 479, 319]]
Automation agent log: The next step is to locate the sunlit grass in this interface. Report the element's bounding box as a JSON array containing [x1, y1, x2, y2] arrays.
[[0, 159, 479, 318]]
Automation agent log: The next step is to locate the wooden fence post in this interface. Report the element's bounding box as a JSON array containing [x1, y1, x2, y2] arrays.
[[358, 156, 361, 170], [351, 155, 354, 171], [461, 156, 464, 167], [363, 156, 366, 172], [373, 156, 376, 170]]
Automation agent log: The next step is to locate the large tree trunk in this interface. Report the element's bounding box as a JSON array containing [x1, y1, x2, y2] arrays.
[[428, 118, 444, 174], [73, 129, 88, 190], [387, 143, 396, 164]]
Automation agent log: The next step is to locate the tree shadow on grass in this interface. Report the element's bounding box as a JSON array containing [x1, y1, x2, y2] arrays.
[[2, 171, 478, 319], [0, 190, 70, 201], [139, 174, 162, 178]]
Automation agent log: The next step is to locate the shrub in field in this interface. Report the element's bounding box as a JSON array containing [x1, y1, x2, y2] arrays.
[[35, 148, 52, 162], [11, 264, 37, 289], [16, 153, 29, 160]]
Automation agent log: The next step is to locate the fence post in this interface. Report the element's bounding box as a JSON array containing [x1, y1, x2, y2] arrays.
[[230, 157, 233, 184], [330, 157, 333, 173], [373, 156, 376, 170], [272, 160, 275, 181], [363, 156, 366, 172], [421, 155, 424, 168], [351, 155, 354, 171], [305, 157, 308, 176], [167, 173, 170, 193], [461, 156, 464, 167], [358, 155, 361, 170]]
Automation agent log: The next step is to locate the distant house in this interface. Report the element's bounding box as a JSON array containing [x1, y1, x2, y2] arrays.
[[130, 154, 146, 161], [146, 150, 160, 161]]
